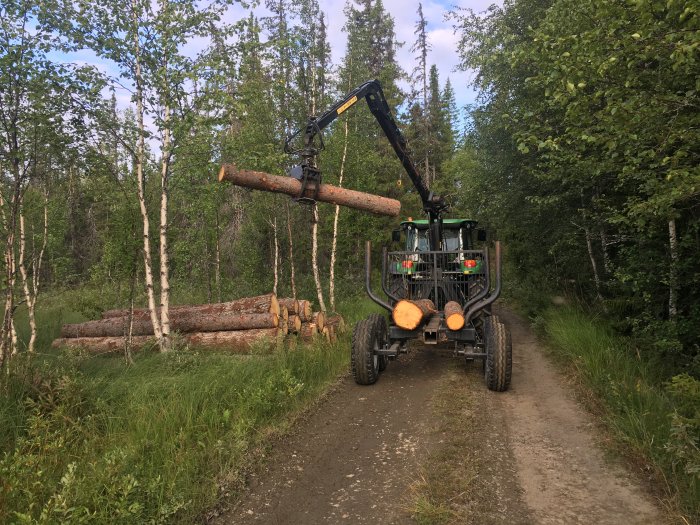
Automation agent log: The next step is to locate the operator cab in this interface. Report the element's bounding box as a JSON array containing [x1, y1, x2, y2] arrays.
[[397, 219, 480, 252]]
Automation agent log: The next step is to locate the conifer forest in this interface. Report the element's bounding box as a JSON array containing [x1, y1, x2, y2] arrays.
[[0, 0, 698, 522]]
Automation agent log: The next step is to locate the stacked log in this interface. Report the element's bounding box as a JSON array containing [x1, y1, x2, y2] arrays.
[[311, 311, 325, 332], [288, 315, 302, 334], [325, 315, 346, 334], [52, 329, 282, 354], [296, 300, 312, 321], [53, 293, 345, 355], [54, 294, 284, 354], [299, 322, 318, 341]]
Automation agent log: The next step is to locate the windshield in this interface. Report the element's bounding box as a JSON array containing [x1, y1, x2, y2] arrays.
[[406, 227, 429, 251], [444, 229, 460, 251]]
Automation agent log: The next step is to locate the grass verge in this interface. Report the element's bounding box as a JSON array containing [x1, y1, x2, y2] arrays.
[[537, 306, 699, 523], [0, 293, 357, 524]]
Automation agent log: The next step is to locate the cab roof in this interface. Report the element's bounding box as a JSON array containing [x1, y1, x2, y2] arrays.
[[400, 219, 478, 230]]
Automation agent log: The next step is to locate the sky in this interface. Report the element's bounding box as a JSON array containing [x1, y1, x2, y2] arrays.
[[56, 0, 500, 134], [222, 0, 500, 111]]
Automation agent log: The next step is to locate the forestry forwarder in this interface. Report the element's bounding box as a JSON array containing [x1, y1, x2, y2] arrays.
[[286, 79, 512, 391]]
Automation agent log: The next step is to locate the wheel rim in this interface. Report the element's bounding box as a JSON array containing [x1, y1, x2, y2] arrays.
[[372, 337, 379, 370]]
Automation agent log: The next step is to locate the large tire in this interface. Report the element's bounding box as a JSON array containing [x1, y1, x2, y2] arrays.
[[484, 315, 512, 392], [352, 313, 387, 385]]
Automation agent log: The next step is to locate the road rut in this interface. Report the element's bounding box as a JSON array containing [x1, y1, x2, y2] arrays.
[[211, 307, 662, 524]]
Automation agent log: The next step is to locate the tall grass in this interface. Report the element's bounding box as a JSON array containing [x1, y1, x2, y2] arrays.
[[0, 289, 353, 524], [539, 307, 699, 521]]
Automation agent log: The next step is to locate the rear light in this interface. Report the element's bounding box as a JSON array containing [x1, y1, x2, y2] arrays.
[[463, 259, 477, 268], [401, 260, 414, 269]]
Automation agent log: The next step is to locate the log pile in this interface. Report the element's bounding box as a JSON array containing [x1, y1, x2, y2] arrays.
[[52, 293, 344, 355]]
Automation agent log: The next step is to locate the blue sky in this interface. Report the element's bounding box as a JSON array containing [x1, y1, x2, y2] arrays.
[[58, 1, 500, 131]]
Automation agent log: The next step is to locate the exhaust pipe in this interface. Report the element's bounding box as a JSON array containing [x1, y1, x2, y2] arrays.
[[366, 241, 392, 313], [464, 241, 502, 325]]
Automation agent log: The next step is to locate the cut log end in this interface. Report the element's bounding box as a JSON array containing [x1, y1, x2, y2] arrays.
[[392, 299, 436, 330], [444, 301, 465, 331]]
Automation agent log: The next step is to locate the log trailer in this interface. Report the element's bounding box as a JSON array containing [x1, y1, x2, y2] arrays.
[[221, 79, 512, 392], [285, 79, 512, 392]]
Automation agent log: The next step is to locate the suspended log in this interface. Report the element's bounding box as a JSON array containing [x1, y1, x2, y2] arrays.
[[297, 300, 312, 321], [101, 293, 280, 320], [288, 315, 302, 334], [444, 301, 465, 331], [311, 311, 325, 332], [52, 328, 283, 355], [392, 299, 436, 330], [218, 165, 401, 217], [62, 312, 279, 338], [325, 315, 346, 334], [278, 298, 299, 315]]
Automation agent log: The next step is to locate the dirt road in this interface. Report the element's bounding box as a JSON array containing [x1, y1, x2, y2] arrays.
[[211, 308, 662, 524]]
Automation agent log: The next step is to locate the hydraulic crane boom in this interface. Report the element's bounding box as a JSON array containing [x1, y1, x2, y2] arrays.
[[285, 79, 448, 251]]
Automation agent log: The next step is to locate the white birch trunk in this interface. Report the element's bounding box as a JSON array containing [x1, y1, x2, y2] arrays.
[[286, 201, 296, 299], [311, 203, 327, 312], [272, 217, 279, 296], [215, 210, 221, 303], [0, 190, 17, 361], [132, 0, 163, 343], [668, 218, 678, 319], [329, 117, 349, 312], [158, 101, 172, 351], [17, 199, 43, 354]]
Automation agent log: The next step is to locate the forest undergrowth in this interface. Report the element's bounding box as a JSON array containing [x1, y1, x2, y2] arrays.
[[0, 288, 380, 524]]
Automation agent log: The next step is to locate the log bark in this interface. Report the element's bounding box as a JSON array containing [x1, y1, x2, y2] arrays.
[[62, 312, 279, 338], [288, 315, 302, 334], [279, 306, 289, 335], [279, 298, 298, 315], [102, 293, 280, 319], [218, 165, 401, 217], [392, 299, 436, 330], [280, 306, 289, 329], [326, 325, 337, 343], [52, 328, 282, 355], [444, 301, 465, 331], [299, 322, 318, 340], [311, 311, 325, 332], [297, 300, 312, 321], [325, 315, 346, 334]]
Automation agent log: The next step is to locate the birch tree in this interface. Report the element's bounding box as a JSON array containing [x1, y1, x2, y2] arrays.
[[0, 0, 99, 363], [76, 0, 232, 350]]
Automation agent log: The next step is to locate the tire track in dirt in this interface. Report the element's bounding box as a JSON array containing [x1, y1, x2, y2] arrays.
[[211, 307, 663, 524], [211, 350, 450, 524], [496, 308, 661, 525]]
